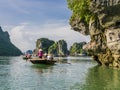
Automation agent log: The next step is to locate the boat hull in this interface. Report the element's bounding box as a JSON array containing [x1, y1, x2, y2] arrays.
[[30, 59, 56, 65]]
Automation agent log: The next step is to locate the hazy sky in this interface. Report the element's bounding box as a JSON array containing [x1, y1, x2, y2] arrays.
[[0, 0, 90, 52]]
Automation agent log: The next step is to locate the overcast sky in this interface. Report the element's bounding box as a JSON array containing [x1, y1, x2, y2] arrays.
[[0, 0, 90, 52]]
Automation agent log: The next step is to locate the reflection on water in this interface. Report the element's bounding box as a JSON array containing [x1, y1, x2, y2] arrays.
[[71, 65, 120, 90], [31, 64, 54, 74], [0, 56, 120, 90], [57, 59, 68, 64]]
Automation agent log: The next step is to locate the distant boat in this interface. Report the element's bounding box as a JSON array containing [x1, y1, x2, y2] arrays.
[[22, 55, 32, 60], [29, 58, 57, 65], [22, 50, 33, 60], [22, 56, 28, 60]]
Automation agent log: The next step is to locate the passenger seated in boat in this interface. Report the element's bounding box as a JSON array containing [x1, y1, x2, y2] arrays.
[[24, 53, 31, 59], [47, 54, 54, 60], [43, 53, 48, 60], [38, 49, 43, 58]]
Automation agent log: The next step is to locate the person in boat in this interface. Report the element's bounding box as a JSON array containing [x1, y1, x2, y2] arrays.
[[38, 49, 43, 58], [47, 54, 54, 60], [24, 53, 31, 59], [26, 54, 32, 59], [43, 53, 48, 60]]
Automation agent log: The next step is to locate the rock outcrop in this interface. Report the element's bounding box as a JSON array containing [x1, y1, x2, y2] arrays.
[[0, 26, 22, 56], [35, 38, 68, 57], [57, 40, 68, 56], [67, 0, 120, 67], [35, 38, 54, 53], [48, 40, 68, 56], [69, 42, 87, 56]]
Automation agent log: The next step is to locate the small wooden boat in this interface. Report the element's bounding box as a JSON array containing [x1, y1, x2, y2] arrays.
[[23, 56, 29, 60], [29, 58, 57, 65], [22, 54, 32, 60], [22, 56, 32, 60]]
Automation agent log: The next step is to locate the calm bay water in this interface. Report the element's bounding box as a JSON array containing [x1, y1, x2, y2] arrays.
[[0, 56, 120, 90]]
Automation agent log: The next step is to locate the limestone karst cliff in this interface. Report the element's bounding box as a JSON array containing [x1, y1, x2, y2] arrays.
[[48, 40, 68, 56], [69, 42, 87, 56], [35, 38, 55, 54], [67, 0, 120, 67], [34, 38, 68, 56], [0, 26, 22, 56]]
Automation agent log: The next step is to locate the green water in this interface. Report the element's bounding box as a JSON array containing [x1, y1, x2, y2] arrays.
[[0, 56, 120, 90]]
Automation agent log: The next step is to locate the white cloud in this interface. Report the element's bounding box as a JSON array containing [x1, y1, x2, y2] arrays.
[[5, 21, 90, 52], [9, 24, 31, 52]]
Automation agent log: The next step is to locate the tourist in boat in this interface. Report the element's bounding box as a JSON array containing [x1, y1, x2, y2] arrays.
[[38, 49, 43, 58], [26, 54, 32, 59], [43, 53, 48, 60], [47, 54, 54, 60]]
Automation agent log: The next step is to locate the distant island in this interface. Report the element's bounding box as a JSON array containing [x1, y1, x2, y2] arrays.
[[0, 26, 22, 56], [33, 38, 87, 57], [0, 25, 87, 57]]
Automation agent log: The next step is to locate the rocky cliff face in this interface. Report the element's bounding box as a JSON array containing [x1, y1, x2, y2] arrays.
[[35, 38, 68, 56], [0, 26, 22, 56], [48, 40, 68, 57], [68, 0, 120, 67], [56, 40, 68, 56], [35, 38, 54, 53], [70, 42, 87, 56]]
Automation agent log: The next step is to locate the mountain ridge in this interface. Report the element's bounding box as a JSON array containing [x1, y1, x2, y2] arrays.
[[0, 26, 22, 56]]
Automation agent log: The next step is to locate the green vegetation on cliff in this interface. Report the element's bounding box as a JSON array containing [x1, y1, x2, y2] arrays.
[[0, 27, 22, 56], [57, 40, 68, 56], [67, 0, 92, 23], [35, 38, 87, 56], [48, 43, 58, 56], [35, 38, 69, 56], [70, 42, 86, 55], [36, 38, 54, 53]]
